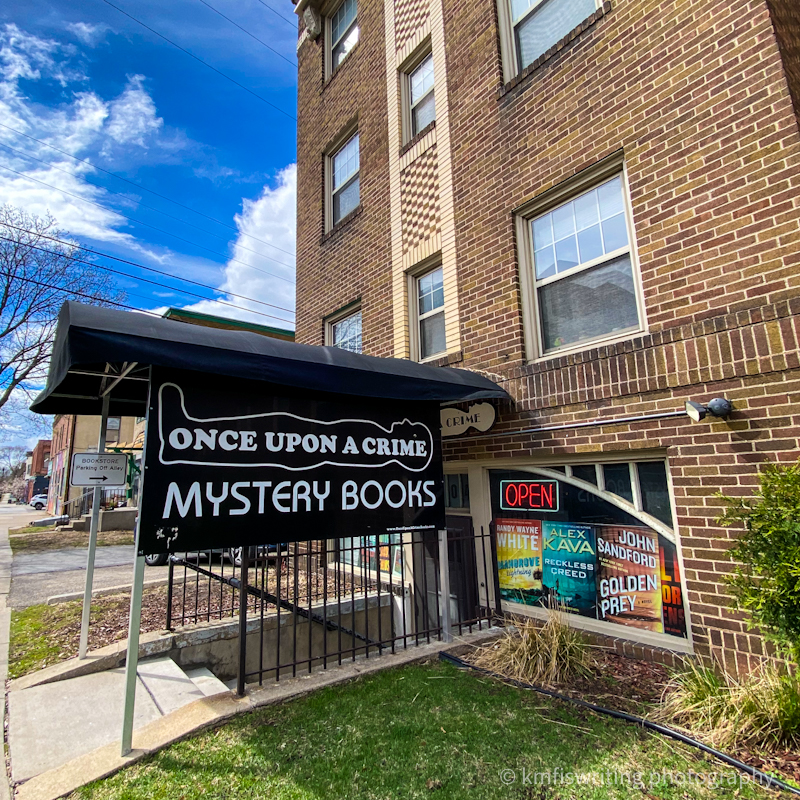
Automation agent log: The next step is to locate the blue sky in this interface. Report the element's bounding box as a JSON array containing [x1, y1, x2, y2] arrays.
[[0, 0, 298, 332]]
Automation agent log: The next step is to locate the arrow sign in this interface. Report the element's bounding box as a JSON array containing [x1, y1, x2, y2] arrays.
[[70, 452, 128, 488]]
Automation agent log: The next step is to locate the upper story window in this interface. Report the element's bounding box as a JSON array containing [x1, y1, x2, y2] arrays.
[[331, 132, 360, 226], [499, 0, 599, 79], [524, 172, 643, 356], [416, 266, 445, 360], [328, 309, 362, 353], [408, 54, 436, 138], [329, 0, 358, 74]]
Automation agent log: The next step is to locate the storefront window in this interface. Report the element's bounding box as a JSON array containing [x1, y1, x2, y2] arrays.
[[490, 461, 687, 639], [337, 534, 403, 579]]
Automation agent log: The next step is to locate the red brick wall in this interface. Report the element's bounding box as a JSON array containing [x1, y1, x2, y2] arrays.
[[295, 4, 395, 356], [294, 0, 800, 671]]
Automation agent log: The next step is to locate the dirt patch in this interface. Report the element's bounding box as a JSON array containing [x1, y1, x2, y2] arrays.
[[9, 529, 134, 554]]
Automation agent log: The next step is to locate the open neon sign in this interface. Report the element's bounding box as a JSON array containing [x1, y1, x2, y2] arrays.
[[500, 480, 559, 512]]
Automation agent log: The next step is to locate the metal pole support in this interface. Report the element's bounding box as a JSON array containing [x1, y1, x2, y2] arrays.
[[79, 392, 109, 659], [237, 547, 250, 696], [438, 529, 452, 643], [121, 553, 145, 756]]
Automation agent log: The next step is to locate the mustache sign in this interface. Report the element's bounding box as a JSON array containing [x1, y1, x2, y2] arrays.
[[157, 383, 435, 472]]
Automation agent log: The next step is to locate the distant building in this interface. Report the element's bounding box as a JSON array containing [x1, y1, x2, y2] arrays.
[[48, 415, 135, 516], [162, 308, 294, 341], [23, 439, 50, 502]]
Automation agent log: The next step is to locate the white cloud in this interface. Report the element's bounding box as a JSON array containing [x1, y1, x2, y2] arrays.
[[103, 75, 163, 152], [66, 22, 111, 47], [0, 25, 170, 246], [180, 164, 296, 330], [0, 23, 58, 83]]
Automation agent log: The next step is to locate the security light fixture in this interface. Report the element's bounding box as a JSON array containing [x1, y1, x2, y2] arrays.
[[685, 398, 733, 422]]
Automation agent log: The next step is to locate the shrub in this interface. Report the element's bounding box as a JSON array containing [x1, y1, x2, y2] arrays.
[[474, 605, 591, 687], [662, 660, 800, 750], [718, 460, 800, 663]]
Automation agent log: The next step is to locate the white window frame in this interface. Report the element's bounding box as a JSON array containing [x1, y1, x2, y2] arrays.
[[325, 128, 360, 231], [410, 263, 446, 362], [516, 153, 646, 361], [497, 0, 601, 82], [325, 304, 362, 352], [325, 0, 358, 80], [401, 50, 435, 144]]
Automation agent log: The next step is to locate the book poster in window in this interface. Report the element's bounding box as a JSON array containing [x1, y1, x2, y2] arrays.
[[596, 525, 663, 632], [496, 519, 542, 604], [659, 537, 688, 637], [541, 522, 596, 617]]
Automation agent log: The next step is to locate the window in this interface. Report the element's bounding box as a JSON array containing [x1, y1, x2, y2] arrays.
[[509, 0, 598, 72], [415, 266, 445, 360], [330, 132, 360, 226], [408, 54, 435, 138], [528, 173, 641, 354], [497, 0, 602, 79], [489, 459, 688, 640], [329, 309, 362, 353], [445, 474, 470, 510], [329, 0, 358, 74]]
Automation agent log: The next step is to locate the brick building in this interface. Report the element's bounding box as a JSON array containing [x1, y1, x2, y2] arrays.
[[292, 0, 800, 670]]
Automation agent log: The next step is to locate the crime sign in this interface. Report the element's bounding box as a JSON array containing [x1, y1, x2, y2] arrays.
[[70, 452, 128, 487], [138, 369, 445, 555]]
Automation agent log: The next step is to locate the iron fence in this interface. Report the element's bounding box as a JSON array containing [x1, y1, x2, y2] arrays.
[[164, 523, 499, 692], [63, 487, 130, 519]]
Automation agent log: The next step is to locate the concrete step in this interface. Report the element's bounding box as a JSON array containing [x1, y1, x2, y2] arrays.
[[184, 667, 230, 698], [137, 657, 205, 716]]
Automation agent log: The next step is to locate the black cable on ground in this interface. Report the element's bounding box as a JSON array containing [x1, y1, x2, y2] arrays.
[[439, 651, 800, 797]]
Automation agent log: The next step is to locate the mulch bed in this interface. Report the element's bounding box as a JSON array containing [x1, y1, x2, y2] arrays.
[[17, 563, 358, 672], [463, 644, 800, 788]]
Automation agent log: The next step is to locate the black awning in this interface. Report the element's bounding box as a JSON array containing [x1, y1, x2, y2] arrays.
[[30, 302, 510, 415]]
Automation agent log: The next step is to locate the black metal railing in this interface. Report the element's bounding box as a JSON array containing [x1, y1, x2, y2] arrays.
[[62, 488, 131, 520], [164, 524, 499, 691]]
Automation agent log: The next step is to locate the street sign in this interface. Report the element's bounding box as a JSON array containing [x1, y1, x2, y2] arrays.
[[70, 452, 128, 487]]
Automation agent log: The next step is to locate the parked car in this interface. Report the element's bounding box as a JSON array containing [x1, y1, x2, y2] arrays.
[[29, 494, 48, 511]]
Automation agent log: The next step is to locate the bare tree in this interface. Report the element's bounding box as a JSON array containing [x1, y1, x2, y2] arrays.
[[0, 205, 125, 413], [0, 445, 28, 500]]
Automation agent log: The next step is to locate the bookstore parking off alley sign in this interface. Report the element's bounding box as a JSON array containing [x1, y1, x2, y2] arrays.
[[138, 369, 445, 555]]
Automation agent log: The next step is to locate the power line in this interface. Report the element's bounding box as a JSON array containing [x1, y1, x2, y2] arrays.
[[13, 275, 163, 318], [254, 0, 297, 28], [0, 141, 296, 269], [100, 0, 297, 121], [0, 222, 295, 316], [0, 232, 294, 324], [0, 163, 296, 285], [195, 0, 296, 66], [0, 121, 297, 258]]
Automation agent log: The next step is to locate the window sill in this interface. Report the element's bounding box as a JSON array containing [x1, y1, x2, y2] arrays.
[[498, 1, 612, 99], [321, 204, 362, 244], [321, 40, 361, 94], [419, 350, 463, 368], [400, 120, 436, 158], [529, 326, 647, 367]]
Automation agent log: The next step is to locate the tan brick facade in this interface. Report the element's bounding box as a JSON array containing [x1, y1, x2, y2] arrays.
[[294, 0, 800, 672]]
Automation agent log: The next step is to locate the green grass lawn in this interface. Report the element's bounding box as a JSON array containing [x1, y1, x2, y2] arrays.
[[9, 529, 134, 554], [71, 661, 778, 800]]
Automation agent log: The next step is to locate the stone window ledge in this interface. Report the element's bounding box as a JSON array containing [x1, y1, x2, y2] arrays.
[[320, 205, 362, 244]]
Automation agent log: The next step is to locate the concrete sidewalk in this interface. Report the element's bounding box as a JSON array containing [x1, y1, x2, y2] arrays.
[[11, 545, 135, 576], [0, 509, 31, 800]]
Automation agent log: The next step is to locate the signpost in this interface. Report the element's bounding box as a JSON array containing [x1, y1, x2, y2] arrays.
[[70, 452, 127, 487], [120, 367, 447, 755]]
